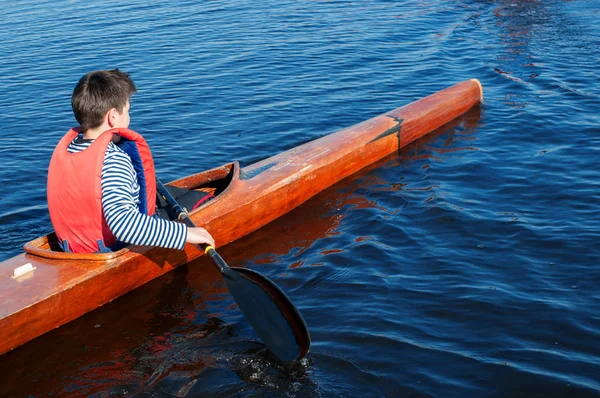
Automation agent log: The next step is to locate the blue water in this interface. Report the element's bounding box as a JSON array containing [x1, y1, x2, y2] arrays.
[[1, 0, 599, 396]]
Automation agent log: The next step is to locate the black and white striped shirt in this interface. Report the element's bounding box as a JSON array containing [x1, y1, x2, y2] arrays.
[[67, 136, 187, 250]]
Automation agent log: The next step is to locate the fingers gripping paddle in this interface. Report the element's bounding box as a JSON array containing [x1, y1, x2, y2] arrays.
[[156, 179, 310, 362]]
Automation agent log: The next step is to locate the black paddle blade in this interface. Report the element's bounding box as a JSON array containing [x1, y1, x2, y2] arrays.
[[222, 267, 311, 362], [155, 180, 310, 361]]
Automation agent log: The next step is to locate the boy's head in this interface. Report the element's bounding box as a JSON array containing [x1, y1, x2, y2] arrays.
[[72, 69, 137, 132]]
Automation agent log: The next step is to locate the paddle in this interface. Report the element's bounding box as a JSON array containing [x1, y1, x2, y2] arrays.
[[156, 178, 311, 362]]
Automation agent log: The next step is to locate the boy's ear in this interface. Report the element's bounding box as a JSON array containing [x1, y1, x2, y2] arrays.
[[107, 108, 118, 127]]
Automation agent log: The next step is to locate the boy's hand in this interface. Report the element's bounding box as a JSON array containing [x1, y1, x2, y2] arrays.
[[186, 227, 215, 247]]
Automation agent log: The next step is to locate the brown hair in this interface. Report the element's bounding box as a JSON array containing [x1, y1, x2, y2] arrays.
[[71, 69, 137, 131]]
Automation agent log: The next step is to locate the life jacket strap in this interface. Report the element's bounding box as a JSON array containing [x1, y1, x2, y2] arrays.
[[96, 239, 111, 253], [58, 239, 71, 253]]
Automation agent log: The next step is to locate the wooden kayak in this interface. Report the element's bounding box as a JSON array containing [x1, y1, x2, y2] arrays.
[[0, 79, 483, 356]]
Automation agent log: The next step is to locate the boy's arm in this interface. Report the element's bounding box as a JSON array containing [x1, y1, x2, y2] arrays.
[[101, 149, 188, 249]]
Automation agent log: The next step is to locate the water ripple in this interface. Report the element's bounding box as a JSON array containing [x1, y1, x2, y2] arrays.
[[1, 0, 599, 396]]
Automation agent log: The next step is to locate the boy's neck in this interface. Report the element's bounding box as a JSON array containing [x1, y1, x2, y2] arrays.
[[83, 123, 122, 143], [83, 122, 113, 140], [83, 127, 106, 140]]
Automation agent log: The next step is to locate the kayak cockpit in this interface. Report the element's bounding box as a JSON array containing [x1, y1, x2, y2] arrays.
[[167, 161, 238, 201], [24, 162, 239, 260]]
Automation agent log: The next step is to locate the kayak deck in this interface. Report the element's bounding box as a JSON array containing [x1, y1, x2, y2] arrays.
[[0, 79, 483, 355]]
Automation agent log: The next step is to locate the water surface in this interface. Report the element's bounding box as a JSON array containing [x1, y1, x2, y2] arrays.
[[0, 1, 599, 396]]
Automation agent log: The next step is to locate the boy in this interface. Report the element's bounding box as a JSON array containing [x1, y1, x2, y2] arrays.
[[47, 69, 214, 253]]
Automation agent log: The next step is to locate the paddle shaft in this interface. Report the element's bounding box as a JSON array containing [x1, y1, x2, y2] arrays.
[[156, 183, 227, 273]]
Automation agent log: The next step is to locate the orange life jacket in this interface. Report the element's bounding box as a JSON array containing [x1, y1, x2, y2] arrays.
[[47, 127, 156, 253]]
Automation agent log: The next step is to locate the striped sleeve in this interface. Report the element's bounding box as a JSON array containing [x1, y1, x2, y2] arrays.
[[101, 145, 188, 249]]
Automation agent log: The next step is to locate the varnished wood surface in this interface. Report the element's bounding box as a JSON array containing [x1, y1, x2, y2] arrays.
[[0, 79, 482, 355]]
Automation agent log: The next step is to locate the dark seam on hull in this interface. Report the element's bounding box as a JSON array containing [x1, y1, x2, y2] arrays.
[[367, 115, 403, 145]]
